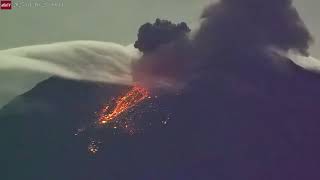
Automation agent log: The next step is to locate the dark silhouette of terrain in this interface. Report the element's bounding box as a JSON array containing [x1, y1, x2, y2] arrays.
[[2, 53, 320, 180]]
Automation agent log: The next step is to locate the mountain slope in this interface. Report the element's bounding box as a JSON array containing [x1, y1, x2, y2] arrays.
[[2, 57, 320, 180]]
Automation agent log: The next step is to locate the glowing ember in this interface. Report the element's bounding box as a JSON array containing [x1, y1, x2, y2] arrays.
[[88, 140, 100, 154], [98, 85, 150, 124]]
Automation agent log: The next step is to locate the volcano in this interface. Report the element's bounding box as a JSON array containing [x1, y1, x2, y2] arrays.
[[2, 53, 320, 180], [2, 0, 320, 178], [0, 77, 181, 180]]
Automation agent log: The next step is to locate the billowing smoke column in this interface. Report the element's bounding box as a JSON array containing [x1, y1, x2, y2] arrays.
[[133, 19, 193, 89], [134, 18, 190, 53], [195, 0, 313, 56], [132, 0, 315, 91], [129, 2, 320, 178]]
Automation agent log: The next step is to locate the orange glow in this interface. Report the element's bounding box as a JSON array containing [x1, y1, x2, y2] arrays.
[[98, 85, 150, 124]]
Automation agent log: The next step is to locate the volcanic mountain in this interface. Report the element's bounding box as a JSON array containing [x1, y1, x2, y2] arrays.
[[2, 52, 320, 180]]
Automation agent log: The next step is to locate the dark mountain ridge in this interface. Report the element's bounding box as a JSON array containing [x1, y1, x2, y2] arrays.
[[2, 55, 320, 179]]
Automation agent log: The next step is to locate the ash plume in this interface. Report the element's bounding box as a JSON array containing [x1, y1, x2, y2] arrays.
[[196, 0, 313, 56], [129, 2, 320, 178], [134, 18, 190, 53], [133, 19, 193, 89], [132, 0, 316, 91]]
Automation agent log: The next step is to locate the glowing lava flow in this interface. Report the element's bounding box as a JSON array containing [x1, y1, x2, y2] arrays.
[[98, 85, 150, 124]]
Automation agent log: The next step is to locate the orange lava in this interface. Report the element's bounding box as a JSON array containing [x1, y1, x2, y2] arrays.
[[99, 85, 150, 124]]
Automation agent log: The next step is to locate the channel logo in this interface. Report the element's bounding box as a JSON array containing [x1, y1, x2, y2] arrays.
[[1, 0, 12, 10]]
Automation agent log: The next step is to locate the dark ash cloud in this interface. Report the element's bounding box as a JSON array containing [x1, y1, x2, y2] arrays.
[[132, 0, 314, 92], [134, 18, 190, 53], [196, 0, 313, 56]]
